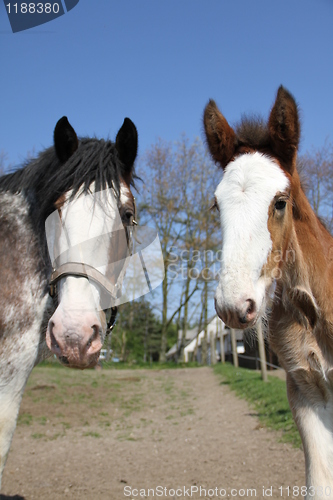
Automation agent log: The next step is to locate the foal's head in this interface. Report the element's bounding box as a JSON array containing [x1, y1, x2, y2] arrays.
[[204, 86, 301, 329], [45, 117, 138, 368]]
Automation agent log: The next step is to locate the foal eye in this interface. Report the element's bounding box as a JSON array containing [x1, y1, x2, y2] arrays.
[[275, 200, 287, 211]]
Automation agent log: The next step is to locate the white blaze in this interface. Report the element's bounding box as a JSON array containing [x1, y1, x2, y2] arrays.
[[215, 152, 290, 312], [46, 187, 124, 312]]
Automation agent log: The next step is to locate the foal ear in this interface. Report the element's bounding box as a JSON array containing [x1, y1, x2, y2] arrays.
[[203, 100, 237, 169], [116, 118, 138, 181], [268, 86, 300, 173], [54, 117, 79, 163]]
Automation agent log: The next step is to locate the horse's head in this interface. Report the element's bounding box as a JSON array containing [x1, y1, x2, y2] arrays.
[[204, 86, 301, 329], [45, 117, 138, 368]]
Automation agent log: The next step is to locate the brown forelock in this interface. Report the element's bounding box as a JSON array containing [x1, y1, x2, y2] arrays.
[[235, 116, 270, 151], [236, 119, 292, 169], [227, 116, 291, 170]]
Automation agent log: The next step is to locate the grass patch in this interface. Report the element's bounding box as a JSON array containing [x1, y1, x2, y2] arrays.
[[38, 359, 202, 370], [180, 408, 194, 417], [213, 363, 301, 448], [37, 416, 47, 426], [18, 413, 33, 426], [18, 364, 198, 446], [83, 431, 101, 438], [31, 433, 45, 439]]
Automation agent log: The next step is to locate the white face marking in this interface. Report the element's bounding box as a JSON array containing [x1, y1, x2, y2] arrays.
[[119, 183, 132, 206], [215, 152, 290, 316], [46, 187, 127, 330], [45, 186, 132, 366]]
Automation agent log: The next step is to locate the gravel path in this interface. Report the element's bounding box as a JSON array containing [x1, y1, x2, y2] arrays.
[[1, 367, 305, 499]]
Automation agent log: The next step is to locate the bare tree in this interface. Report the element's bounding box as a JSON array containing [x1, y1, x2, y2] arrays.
[[299, 140, 333, 230], [139, 136, 220, 363], [139, 139, 186, 362]]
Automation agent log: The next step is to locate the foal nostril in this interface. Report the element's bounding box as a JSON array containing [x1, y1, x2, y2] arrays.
[[239, 299, 256, 324], [246, 299, 255, 316], [243, 299, 257, 323]]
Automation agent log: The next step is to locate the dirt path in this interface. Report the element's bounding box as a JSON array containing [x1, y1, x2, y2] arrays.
[[1, 367, 305, 499]]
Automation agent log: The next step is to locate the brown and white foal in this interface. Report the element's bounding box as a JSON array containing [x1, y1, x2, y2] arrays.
[[204, 86, 333, 498]]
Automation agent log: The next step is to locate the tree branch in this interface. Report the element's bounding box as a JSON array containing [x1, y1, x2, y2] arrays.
[[166, 284, 199, 329]]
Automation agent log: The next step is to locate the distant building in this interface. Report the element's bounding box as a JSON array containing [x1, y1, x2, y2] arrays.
[[166, 316, 244, 364]]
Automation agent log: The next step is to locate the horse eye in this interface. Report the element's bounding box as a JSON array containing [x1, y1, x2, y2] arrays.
[[275, 200, 287, 211], [125, 211, 133, 220]]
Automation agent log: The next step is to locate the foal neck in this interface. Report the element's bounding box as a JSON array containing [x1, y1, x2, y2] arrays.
[[271, 184, 333, 373], [289, 186, 333, 312]]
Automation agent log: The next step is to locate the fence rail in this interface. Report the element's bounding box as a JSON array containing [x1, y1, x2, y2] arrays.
[[237, 353, 282, 371]]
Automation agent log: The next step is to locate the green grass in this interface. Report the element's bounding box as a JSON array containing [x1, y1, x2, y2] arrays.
[[38, 359, 202, 370], [18, 413, 33, 426], [31, 433, 45, 439], [83, 431, 101, 438], [213, 363, 301, 448]]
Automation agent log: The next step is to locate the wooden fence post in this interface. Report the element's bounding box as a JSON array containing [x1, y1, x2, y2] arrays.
[[230, 328, 238, 367], [257, 320, 268, 382], [219, 319, 225, 363]]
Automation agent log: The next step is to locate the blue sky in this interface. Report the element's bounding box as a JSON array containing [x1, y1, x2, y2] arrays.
[[1, 0, 333, 324], [1, 0, 333, 170]]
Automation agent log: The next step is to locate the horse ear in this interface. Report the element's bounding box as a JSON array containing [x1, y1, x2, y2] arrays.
[[54, 117, 79, 163], [268, 86, 300, 173], [203, 100, 237, 169], [116, 118, 138, 182]]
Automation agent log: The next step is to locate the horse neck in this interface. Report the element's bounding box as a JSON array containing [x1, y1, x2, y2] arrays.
[[283, 185, 333, 321]]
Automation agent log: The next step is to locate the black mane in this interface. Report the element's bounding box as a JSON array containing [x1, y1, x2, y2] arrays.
[[0, 137, 135, 219]]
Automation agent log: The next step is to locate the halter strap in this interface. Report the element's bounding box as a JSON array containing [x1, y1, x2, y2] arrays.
[[49, 262, 120, 298]]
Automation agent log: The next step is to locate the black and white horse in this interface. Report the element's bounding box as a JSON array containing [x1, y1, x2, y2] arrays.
[[0, 116, 138, 485]]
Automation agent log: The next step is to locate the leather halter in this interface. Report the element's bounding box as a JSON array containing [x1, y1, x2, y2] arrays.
[[49, 262, 121, 299], [49, 196, 137, 335]]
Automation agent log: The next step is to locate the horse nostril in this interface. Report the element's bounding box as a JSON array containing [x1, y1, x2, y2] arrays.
[[246, 299, 255, 316], [59, 355, 69, 365], [49, 323, 60, 350], [86, 325, 100, 350], [238, 299, 256, 325]]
